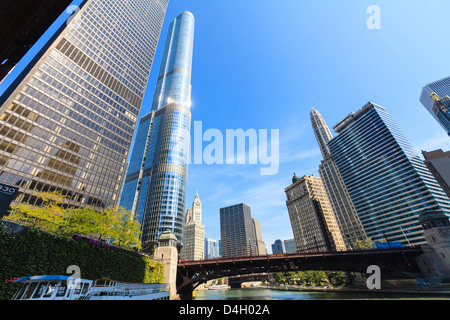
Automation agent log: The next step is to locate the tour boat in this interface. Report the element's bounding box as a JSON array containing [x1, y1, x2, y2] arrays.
[[11, 275, 170, 300], [207, 284, 229, 290]]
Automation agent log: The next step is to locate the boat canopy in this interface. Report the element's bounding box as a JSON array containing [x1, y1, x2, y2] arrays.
[[14, 275, 71, 283]]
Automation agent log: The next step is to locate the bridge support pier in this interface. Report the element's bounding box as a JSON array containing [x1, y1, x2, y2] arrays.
[[178, 290, 194, 301], [152, 231, 180, 299]]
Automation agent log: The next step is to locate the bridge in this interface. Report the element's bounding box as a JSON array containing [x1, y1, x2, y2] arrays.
[[176, 247, 424, 298]]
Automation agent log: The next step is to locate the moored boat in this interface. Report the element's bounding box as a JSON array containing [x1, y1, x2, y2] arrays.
[[11, 275, 170, 300]]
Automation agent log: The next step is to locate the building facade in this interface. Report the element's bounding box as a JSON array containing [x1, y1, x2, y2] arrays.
[[0, 0, 168, 211], [420, 76, 450, 134], [311, 108, 367, 249], [429, 93, 450, 136], [284, 239, 297, 253], [252, 217, 267, 255], [422, 149, 450, 199], [271, 239, 285, 254], [180, 193, 204, 261], [119, 12, 195, 250], [328, 102, 450, 246], [220, 203, 257, 258], [204, 238, 220, 260], [285, 174, 347, 253]]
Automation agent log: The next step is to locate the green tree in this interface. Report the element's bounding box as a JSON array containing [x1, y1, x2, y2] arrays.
[[6, 191, 142, 250], [110, 207, 142, 250], [302, 271, 328, 286], [7, 191, 68, 232], [354, 238, 374, 250], [328, 271, 347, 287], [273, 272, 285, 284]]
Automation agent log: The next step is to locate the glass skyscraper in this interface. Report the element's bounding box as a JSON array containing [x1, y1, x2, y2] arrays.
[[420, 76, 450, 135], [328, 102, 450, 246], [119, 12, 195, 250], [0, 0, 168, 211], [311, 108, 367, 249], [204, 238, 220, 260], [429, 93, 450, 135], [220, 203, 257, 258]]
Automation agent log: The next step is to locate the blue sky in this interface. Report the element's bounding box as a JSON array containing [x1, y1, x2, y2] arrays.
[[137, 0, 450, 253], [3, 1, 450, 254]]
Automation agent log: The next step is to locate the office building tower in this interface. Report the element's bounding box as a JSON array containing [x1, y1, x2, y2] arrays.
[[220, 203, 257, 258], [180, 193, 204, 261], [284, 239, 297, 253], [271, 239, 285, 254], [180, 221, 204, 261], [328, 102, 450, 246], [0, 0, 168, 212], [185, 208, 193, 224], [192, 192, 202, 222], [116, 162, 129, 206], [119, 12, 195, 250], [423, 149, 450, 199], [311, 108, 367, 249], [429, 93, 450, 135], [252, 217, 267, 255], [310, 108, 334, 159], [204, 238, 220, 260], [285, 174, 347, 252], [420, 76, 450, 133]]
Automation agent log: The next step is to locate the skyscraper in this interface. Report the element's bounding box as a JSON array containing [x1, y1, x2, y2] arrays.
[[204, 238, 220, 260], [191, 192, 202, 222], [285, 174, 347, 252], [429, 93, 450, 136], [271, 239, 285, 254], [328, 102, 450, 246], [119, 12, 195, 250], [180, 193, 204, 261], [252, 217, 267, 256], [284, 239, 297, 253], [422, 149, 450, 199], [220, 203, 257, 258], [0, 0, 168, 211], [310, 108, 367, 249], [420, 76, 450, 134]]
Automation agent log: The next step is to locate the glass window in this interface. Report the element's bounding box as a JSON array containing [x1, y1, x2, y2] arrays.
[[32, 282, 48, 299], [43, 281, 58, 298], [56, 282, 67, 297], [13, 283, 28, 300], [23, 282, 38, 299]]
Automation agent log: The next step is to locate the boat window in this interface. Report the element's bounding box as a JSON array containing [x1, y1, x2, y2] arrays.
[[56, 282, 67, 297], [32, 282, 48, 299], [23, 283, 39, 299], [81, 282, 90, 295], [13, 283, 28, 300], [43, 282, 58, 298], [74, 281, 85, 294]]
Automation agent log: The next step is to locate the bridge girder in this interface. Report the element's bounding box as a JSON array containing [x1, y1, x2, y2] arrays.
[[176, 248, 424, 295]]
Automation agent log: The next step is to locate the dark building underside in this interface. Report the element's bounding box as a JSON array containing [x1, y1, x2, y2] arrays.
[[0, 0, 73, 82]]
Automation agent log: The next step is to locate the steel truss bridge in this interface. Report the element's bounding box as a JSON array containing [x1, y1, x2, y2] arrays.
[[176, 247, 424, 297]]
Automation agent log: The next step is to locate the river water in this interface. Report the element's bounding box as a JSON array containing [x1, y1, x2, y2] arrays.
[[194, 287, 449, 300]]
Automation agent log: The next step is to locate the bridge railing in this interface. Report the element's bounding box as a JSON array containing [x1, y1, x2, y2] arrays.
[[178, 246, 422, 266]]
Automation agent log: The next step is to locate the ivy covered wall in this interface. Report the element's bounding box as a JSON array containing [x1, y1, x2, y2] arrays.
[[0, 221, 164, 300]]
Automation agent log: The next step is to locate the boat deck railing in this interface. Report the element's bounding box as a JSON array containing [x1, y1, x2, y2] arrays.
[[80, 280, 169, 299]]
